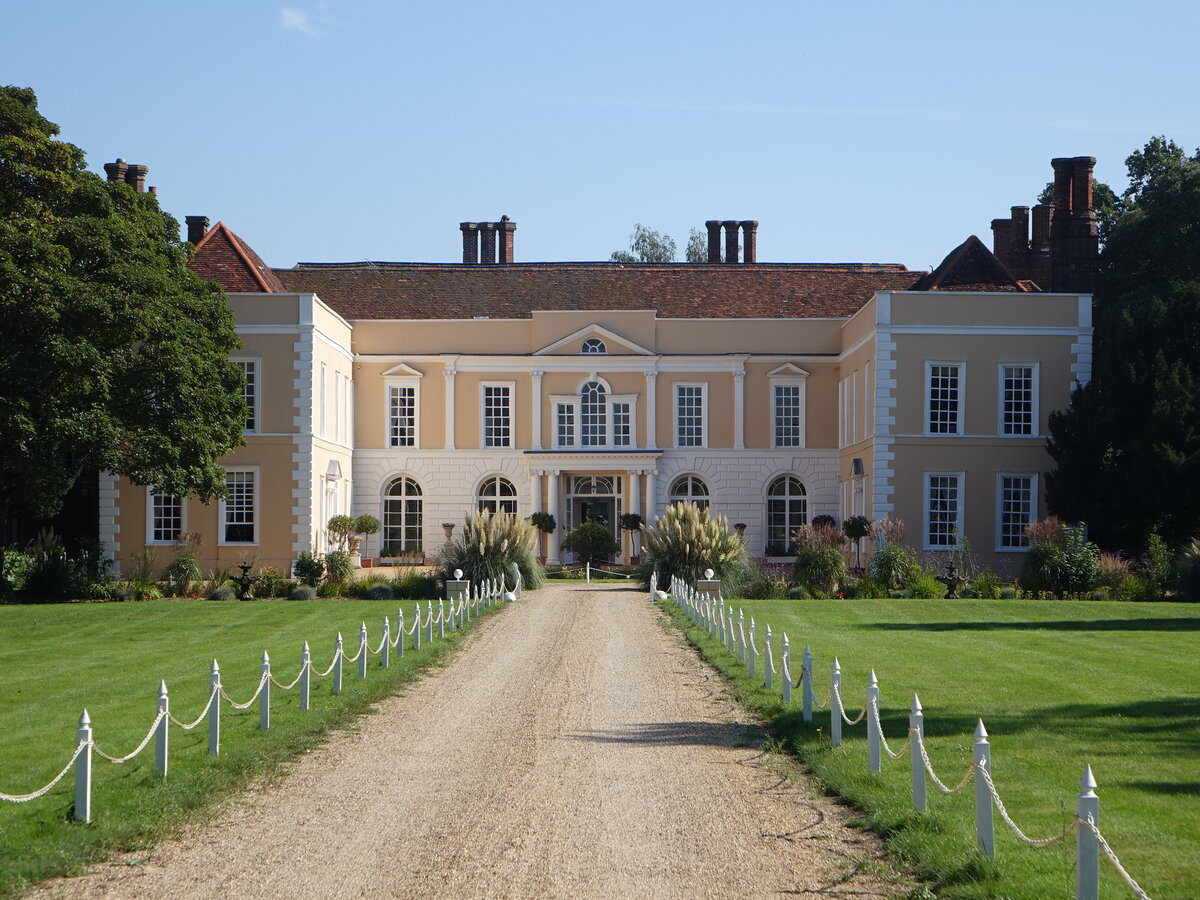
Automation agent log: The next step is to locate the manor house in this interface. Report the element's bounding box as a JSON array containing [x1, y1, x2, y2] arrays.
[[98, 157, 1098, 576]]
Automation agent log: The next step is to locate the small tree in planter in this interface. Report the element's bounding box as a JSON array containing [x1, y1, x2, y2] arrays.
[[528, 512, 556, 564], [619, 512, 644, 564], [352, 514, 381, 565], [843, 515, 871, 571], [562, 522, 621, 565], [326, 515, 356, 551]]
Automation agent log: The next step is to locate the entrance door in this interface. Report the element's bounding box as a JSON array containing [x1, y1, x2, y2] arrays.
[[578, 499, 613, 529]]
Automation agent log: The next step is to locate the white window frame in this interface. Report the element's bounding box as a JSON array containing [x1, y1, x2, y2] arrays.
[[674, 382, 707, 449], [386, 376, 421, 449], [480, 381, 515, 449], [998, 362, 1040, 437], [581, 337, 607, 354], [925, 361, 965, 437], [996, 472, 1038, 552], [145, 487, 186, 545], [476, 474, 519, 515], [219, 467, 260, 546], [549, 389, 638, 450], [923, 471, 964, 550], [771, 376, 807, 449], [231, 357, 260, 434], [669, 474, 711, 510]]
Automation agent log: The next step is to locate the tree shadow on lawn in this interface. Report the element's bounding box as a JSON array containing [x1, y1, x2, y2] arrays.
[[567, 721, 765, 748], [870, 618, 1200, 633]]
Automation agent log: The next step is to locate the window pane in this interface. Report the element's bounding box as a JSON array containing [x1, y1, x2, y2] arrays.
[[237, 361, 256, 432], [389, 385, 416, 447], [926, 474, 960, 547], [557, 403, 575, 447], [928, 365, 960, 434], [676, 385, 704, 447], [1000, 476, 1033, 547], [774, 384, 802, 447], [581, 382, 607, 447], [670, 475, 710, 510], [1002, 366, 1034, 435], [224, 471, 255, 543], [483, 386, 511, 447], [613, 402, 631, 446], [383, 478, 423, 552], [152, 492, 182, 543], [581, 338, 606, 354]]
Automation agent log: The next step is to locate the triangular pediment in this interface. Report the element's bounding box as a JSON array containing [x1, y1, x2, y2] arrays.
[[382, 363, 423, 377], [910, 235, 1031, 293], [767, 363, 810, 377], [533, 323, 654, 356]]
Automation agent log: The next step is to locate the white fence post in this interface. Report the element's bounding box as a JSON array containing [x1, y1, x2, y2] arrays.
[[1076, 766, 1100, 900], [781, 634, 792, 704], [74, 710, 92, 823], [717, 598, 726, 645], [831, 658, 842, 747], [974, 720, 994, 859], [764, 625, 774, 691], [726, 607, 736, 653], [333, 634, 344, 695], [381, 616, 390, 669], [586, 561, 591, 583], [155, 682, 169, 777], [748, 618, 756, 679], [438, 599, 445, 639], [208, 660, 221, 756], [737, 609, 745, 662], [426, 600, 433, 643], [867, 670, 881, 774], [910, 694, 925, 812], [802, 645, 813, 723], [260, 652, 271, 731], [414, 603, 422, 650], [358, 622, 368, 679], [300, 642, 311, 710]]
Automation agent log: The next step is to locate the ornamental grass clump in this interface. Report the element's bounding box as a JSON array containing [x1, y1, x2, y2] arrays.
[[438, 508, 545, 589], [791, 521, 847, 596], [639, 501, 750, 595]]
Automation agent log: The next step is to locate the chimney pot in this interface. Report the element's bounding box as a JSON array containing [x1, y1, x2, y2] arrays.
[[479, 222, 498, 264], [103, 158, 128, 183], [705, 221, 722, 263], [740, 220, 758, 263], [722, 220, 739, 264], [498, 216, 516, 264], [185, 215, 210, 245], [991, 218, 1012, 261], [124, 164, 148, 192], [460, 222, 479, 264]]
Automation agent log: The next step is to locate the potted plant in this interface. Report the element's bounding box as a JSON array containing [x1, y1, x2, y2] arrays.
[[528, 511, 556, 565], [619, 512, 644, 565], [561, 522, 621, 565], [352, 514, 381, 567], [843, 515, 872, 573]]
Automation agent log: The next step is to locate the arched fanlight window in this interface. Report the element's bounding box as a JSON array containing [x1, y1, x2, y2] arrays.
[[581, 381, 607, 446], [766, 475, 807, 554], [581, 337, 606, 354], [382, 477, 423, 553], [669, 474, 710, 510], [477, 475, 517, 514]]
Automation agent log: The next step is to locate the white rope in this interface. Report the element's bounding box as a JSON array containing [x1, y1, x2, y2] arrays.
[[976, 764, 1073, 847], [269, 663, 306, 690], [407, 616, 420, 636], [913, 728, 976, 794], [311, 654, 339, 678], [93, 711, 167, 763], [369, 633, 388, 654], [869, 699, 911, 759], [1077, 814, 1154, 900], [812, 685, 833, 710], [833, 683, 866, 725], [167, 685, 220, 730], [219, 672, 269, 710], [0, 740, 90, 802], [341, 641, 364, 663]]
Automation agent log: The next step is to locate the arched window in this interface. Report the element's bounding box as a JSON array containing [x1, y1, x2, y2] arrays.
[[382, 477, 423, 554], [670, 474, 710, 510], [581, 337, 606, 354], [581, 381, 607, 446], [477, 475, 517, 514], [766, 475, 807, 554]]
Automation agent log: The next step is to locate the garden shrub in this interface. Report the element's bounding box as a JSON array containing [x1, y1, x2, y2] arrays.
[[1019, 521, 1102, 598], [640, 501, 750, 594], [289, 585, 318, 602], [790, 522, 847, 594], [20, 532, 113, 600], [999, 587, 1018, 599], [561, 522, 621, 563], [393, 572, 438, 599], [324, 550, 354, 585], [317, 580, 344, 598], [787, 585, 810, 600], [438, 508, 545, 589], [367, 583, 394, 600], [161, 550, 201, 597], [889, 589, 913, 599], [209, 584, 236, 602], [969, 570, 1003, 599], [908, 571, 947, 599], [846, 577, 885, 599], [252, 566, 285, 598], [293, 550, 324, 587], [1171, 539, 1200, 601], [868, 541, 920, 592], [742, 575, 789, 599]]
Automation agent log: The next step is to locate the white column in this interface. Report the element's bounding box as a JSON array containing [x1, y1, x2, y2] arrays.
[[733, 365, 745, 449], [443, 362, 457, 450], [531, 369, 544, 450], [645, 469, 657, 524], [645, 370, 658, 449], [529, 470, 542, 514], [628, 470, 642, 560], [547, 470, 561, 565]]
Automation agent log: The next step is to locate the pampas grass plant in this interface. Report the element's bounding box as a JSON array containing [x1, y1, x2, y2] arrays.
[[639, 502, 750, 594], [438, 508, 545, 589]]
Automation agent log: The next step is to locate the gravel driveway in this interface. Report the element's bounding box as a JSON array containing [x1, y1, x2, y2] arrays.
[[32, 583, 905, 899]]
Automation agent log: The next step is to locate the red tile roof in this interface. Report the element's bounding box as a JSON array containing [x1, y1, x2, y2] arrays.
[[909, 235, 1033, 293], [189, 222, 286, 293], [271, 262, 926, 320]]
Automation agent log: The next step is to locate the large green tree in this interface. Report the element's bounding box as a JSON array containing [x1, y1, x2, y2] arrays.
[[610, 223, 677, 262], [1045, 138, 1200, 550], [0, 87, 246, 550]]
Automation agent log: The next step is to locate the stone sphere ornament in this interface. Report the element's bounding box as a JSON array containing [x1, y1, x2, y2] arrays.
[[704, 569, 715, 579], [454, 569, 463, 579]]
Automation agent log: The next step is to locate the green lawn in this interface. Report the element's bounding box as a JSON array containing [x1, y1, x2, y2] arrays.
[[0, 597, 496, 897], [662, 596, 1199, 900]]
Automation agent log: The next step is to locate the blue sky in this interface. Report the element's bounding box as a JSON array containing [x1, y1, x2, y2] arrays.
[[6, 1, 1198, 271]]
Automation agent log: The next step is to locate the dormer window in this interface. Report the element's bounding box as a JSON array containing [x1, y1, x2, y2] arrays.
[[581, 338, 606, 354]]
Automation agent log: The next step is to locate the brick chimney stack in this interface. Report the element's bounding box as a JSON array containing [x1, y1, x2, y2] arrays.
[[723, 220, 739, 264], [460, 218, 515, 264], [705, 221, 722, 263], [704, 220, 756, 263], [103, 159, 128, 184], [102, 158, 150, 192], [740, 221, 758, 263], [185, 215, 210, 245]]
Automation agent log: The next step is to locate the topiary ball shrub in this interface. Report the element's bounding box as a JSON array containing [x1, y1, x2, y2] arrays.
[[289, 585, 318, 602], [787, 586, 810, 600], [367, 583, 394, 600], [999, 587, 1018, 599], [209, 584, 236, 602]]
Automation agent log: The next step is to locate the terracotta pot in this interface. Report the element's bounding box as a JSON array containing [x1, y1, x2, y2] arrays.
[[361, 558, 374, 568]]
